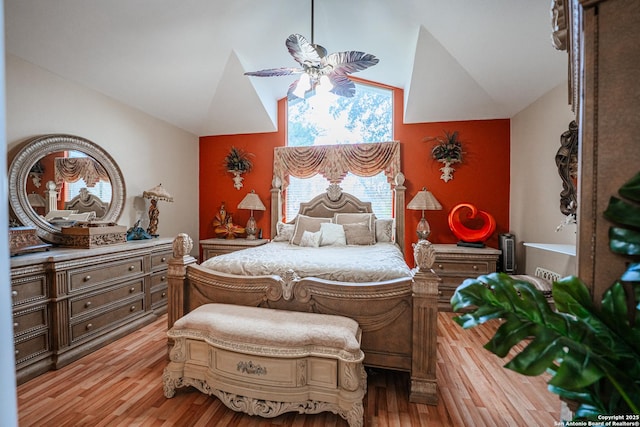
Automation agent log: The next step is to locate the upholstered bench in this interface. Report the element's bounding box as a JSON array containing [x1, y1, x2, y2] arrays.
[[163, 303, 366, 427]]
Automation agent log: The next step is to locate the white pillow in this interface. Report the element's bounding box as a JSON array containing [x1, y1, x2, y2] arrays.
[[319, 222, 347, 246], [299, 230, 322, 248], [273, 221, 295, 242]]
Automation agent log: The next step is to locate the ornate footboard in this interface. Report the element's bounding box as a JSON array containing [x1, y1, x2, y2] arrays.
[[167, 234, 439, 405]]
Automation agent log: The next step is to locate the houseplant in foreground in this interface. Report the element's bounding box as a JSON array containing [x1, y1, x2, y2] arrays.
[[451, 172, 640, 421]]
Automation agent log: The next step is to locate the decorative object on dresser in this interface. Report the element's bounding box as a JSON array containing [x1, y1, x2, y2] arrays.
[[224, 146, 253, 190], [11, 237, 173, 384], [200, 237, 268, 261], [9, 226, 51, 256], [60, 222, 127, 248], [431, 244, 501, 311], [8, 134, 126, 244], [143, 183, 174, 236], [163, 303, 366, 427], [424, 130, 464, 182], [407, 187, 442, 240], [211, 203, 245, 239], [447, 203, 496, 248], [237, 190, 266, 239]]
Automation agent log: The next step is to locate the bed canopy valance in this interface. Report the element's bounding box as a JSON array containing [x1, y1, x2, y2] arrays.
[[273, 141, 401, 190]]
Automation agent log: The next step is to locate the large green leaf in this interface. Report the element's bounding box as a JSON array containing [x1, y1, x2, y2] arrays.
[[618, 171, 640, 202], [604, 197, 640, 229], [609, 227, 640, 255]]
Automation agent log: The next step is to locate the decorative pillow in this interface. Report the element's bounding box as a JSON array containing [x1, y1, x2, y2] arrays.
[[319, 222, 347, 246], [333, 212, 376, 232], [375, 218, 395, 243], [273, 221, 295, 242], [299, 230, 322, 248], [343, 222, 375, 245], [291, 215, 332, 245]]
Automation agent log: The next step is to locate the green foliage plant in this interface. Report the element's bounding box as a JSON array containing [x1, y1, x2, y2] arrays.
[[451, 172, 640, 422]]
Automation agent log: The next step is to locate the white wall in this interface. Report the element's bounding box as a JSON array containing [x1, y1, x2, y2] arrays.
[[6, 54, 199, 249], [510, 82, 577, 276]]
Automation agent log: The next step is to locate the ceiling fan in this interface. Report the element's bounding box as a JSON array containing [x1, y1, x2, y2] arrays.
[[244, 1, 379, 100]]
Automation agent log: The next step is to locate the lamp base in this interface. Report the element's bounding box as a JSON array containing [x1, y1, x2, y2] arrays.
[[245, 216, 257, 239], [416, 230, 431, 240]]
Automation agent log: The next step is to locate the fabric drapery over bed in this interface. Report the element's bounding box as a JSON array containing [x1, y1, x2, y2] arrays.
[[273, 141, 400, 190]]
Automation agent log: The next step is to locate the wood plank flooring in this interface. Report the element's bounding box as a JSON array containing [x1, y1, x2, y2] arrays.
[[17, 312, 561, 426]]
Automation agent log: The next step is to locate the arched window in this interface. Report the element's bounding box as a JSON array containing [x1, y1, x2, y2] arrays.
[[286, 82, 393, 219]]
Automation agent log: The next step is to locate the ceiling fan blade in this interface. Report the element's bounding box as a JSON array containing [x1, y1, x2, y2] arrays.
[[286, 34, 323, 66], [324, 51, 379, 75], [328, 73, 356, 97], [244, 67, 302, 77]]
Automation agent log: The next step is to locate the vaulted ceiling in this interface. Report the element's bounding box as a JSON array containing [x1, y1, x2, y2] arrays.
[[5, 0, 568, 137]]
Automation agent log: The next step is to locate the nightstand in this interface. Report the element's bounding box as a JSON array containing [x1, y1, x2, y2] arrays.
[[432, 244, 501, 311], [200, 238, 269, 262]]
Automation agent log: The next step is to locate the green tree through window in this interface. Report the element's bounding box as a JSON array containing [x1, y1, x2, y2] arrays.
[[286, 82, 393, 220]]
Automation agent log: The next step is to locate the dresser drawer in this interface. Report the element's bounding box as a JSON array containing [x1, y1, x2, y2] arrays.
[[11, 274, 48, 307], [151, 271, 167, 287], [70, 279, 145, 317], [71, 298, 144, 342], [15, 330, 50, 365], [151, 251, 171, 271], [433, 260, 491, 276], [13, 305, 49, 337], [151, 284, 168, 307], [69, 257, 144, 291]]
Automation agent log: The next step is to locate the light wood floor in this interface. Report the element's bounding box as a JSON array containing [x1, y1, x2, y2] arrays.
[[17, 312, 561, 426]]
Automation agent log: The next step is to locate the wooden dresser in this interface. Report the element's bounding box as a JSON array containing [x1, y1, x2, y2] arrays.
[[10, 238, 173, 384], [432, 244, 501, 311]]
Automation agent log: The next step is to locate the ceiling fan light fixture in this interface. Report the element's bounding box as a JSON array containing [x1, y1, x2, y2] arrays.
[[244, 1, 378, 100]]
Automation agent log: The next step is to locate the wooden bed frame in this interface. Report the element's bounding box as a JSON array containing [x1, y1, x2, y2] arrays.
[[167, 175, 439, 404]]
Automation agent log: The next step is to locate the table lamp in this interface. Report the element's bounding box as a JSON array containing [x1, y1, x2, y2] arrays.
[[407, 187, 442, 240], [237, 190, 266, 239], [143, 183, 174, 236]]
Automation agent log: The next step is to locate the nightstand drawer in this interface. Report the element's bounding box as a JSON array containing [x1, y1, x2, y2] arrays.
[[434, 260, 490, 276], [151, 251, 171, 270], [69, 257, 144, 291], [151, 284, 168, 307]]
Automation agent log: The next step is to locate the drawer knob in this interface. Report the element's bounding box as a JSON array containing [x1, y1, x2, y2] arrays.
[[161, 257, 167, 262], [86, 323, 93, 330], [85, 301, 92, 308], [161, 292, 167, 298], [437, 264, 443, 269], [84, 275, 91, 282], [473, 265, 478, 270], [129, 265, 135, 271], [15, 349, 19, 356], [13, 322, 19, 328], [438, 291, 443, 296], [130, 305, 136, 312], [161, 275, 166, 282], [11, 290, 18, 297], [130, 287, 136, 293]]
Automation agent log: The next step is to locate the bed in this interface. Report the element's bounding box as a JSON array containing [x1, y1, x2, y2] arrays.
[[166, 142, 439, 404]]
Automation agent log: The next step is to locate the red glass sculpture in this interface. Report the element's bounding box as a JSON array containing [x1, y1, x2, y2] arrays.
[[448, 203, 496, 243]]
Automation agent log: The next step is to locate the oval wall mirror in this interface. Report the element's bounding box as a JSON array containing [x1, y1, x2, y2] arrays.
[[8, 134, 126, 244]]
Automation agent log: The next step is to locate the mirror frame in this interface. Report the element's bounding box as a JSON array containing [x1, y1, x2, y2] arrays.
[[8, 134, 126, 244], [555, 120, 578, 218]]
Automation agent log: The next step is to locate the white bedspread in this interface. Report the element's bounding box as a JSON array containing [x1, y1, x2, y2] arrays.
[[200, 241, 413, 283]]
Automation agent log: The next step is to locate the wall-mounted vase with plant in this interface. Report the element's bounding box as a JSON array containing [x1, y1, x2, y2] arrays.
[[224, 147, 254, 190], [425, 130, 464, 182]]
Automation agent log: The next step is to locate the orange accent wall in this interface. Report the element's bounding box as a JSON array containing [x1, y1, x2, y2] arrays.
[[200, 86, 510, 265]]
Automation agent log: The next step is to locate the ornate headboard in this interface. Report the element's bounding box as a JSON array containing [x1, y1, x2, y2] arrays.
[[269, 141, 406, 254]]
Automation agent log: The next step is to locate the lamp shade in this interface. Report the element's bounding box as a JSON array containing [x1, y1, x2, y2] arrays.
[[237, 190, 266, 211], [143, 183, 174, 202], [407, 187, 442, 211]]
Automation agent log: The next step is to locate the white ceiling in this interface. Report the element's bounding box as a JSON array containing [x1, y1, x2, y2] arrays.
[[5, 0, 568, 137]]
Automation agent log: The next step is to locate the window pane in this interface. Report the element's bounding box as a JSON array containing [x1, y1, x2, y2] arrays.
[[286, 82, 394, 218]]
